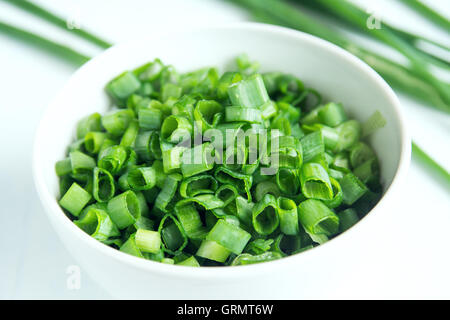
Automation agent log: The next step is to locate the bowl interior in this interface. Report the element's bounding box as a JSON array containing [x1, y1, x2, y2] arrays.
[[34, 23, 407, 270]]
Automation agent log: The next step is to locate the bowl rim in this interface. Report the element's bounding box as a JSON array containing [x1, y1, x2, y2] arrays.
[[33, 22, 411, 280]]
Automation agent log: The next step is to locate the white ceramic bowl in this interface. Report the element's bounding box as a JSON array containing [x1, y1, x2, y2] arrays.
[[33, 23, 410, 299]]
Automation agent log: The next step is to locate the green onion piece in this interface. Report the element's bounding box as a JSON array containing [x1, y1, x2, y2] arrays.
[[231, 252, 283, 266], [69, 151, 96, 175], [228, 74, 269, 108], [206, 219, 251, 254], [277, 197, 299, 235], [59, 182, 92, 217], [349, 142, 376, 168], [135, 229, 161, 253], [120, 233, 143, 258], [134, 59, 164, 81], [84, 132, 107, 154], [134, 131, 161, 161], [176, 194, 225, 211], [271, 234, 302, 256], [225, 106, 262, 123], [76, 113, 102, 140], [194, 100, 223, 133], [217, 71, 243, 99], [181, 143, 215, 178], [138, 107, 162, 130], [105, 71, 141, 106], [340, 173, 369, 205], [245, 238, 274, 255], [161, 115, 192, 143], [252, 194, 279, 235], [154, 173, 182, 211], [353, 158, 380, 189], [214, 166, 253, 200], [276, 168, 300, 196], [98, 138, 117, 156], [179, 175, 218, 198], [300, 163, 333, 200], [298, 199, 339, 236], [120, 119, 139, 148], [215, 184, 239, 207], [235, 196, 255, 227], [161, 142, 186, 173], [300, 131, 325, 163], [176, 256, 200, 267], [92, 167, 115, 202], [322, 177, 343, 209], [135, 192, 150, 218], [362, 110, 387, 137], [334, 120, 361, 152], [74, 208, 119, 241], [338, 208, 360, 233], [270, 116, 291, 136], [55, 158, 72, 177], [127, 166, 156, 191], [317, 102, 347, 127], [161, 258, 175, 264], [101, 109, 134, 136], [158, 214, 188, 255], [255, 181, 281, 202], [161, 83, 182, 102], [174, 204, 206, 239], [107, 190, 140, 229], [196, 239, 231, 263]]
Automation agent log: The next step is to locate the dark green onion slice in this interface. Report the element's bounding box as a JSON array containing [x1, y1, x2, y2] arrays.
[[277, 197, 299, 235], [107, 190, 140, 229], [127, 166, 156, 191], [101, 109, 134, 136], [317, 102, 347, 127], [214, 166, 253, 200], [92, 167, 115, 202], [300, 163, 333, 200], [158, 214, 188, 255], [300, 131, 325, 163], [76, 113, 102, 140], [154, 173, 182, 211], [161, 115, 192, 144], [74, 207, 120, 242], [298, 199, 339, 237], [276, 168, 300, 196], [340, 173, 369, 205], [322, 177, 343, 209], [84, 132, 107, 154], [254, 180, 281, 202], [194, 100, 223, 132], [215, 184, 239, 207], [252, 194, 279, 235], [179, 174, 218, 198], [338, 208, 360, 232], [98, 145, 127, 175], [134, 130, 161, 161]]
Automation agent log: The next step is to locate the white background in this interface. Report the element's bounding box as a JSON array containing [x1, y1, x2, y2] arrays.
[[0, 0, 448, 299]]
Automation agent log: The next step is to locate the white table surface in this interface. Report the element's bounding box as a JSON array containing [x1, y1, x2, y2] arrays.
[[0, 0, 449, 299]]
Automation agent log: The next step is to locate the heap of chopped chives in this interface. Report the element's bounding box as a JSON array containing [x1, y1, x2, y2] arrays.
[[56, 55, 384, 266]]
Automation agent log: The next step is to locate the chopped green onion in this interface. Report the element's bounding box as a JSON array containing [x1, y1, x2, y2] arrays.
[[59, 182, 92, 217], [252, 194, 279, 235], [107, 190, 140, 229], [298, 199, 339, 236]]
